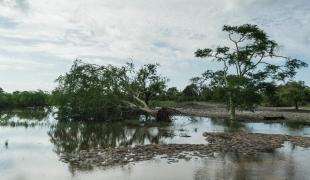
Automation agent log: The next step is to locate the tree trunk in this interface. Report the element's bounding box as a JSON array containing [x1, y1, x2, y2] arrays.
[[295, 101, 299, 110], [229, 93, 236, 121], [125, 96, 173, 121], [145, 96, 150, 106], [140, 107, 173, 122], [136, 105, 157, 117]]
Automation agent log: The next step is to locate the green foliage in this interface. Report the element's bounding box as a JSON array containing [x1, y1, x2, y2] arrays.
[[194, 24, 307, 119], [199, 86, 213, 101], [259, 82, 281, 107], [133, 64, 168, 105], [226, 75, 262, 111], [149, 100, 177, 108], [165, 87, 180, 101], [180, 84, 199, 101], [0, 89, 50, 109], [54, 60, 167, 121], [278, 81, 308, 110], [54, 60, 132, 121]]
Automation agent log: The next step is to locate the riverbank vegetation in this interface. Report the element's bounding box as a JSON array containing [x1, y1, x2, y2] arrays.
[[151, 81, 310, 108], [52, 60, 168, 121], [0, 89, 51, 109]]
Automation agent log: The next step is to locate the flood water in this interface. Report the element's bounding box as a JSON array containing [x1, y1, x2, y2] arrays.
[[1, 108, 310, 180]]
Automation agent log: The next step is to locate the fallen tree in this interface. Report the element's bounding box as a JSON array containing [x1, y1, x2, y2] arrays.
[[53, 59, 171, 121]]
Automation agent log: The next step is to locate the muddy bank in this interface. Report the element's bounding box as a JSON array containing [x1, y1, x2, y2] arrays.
[[204, 132, 310, 154], [176, 106, 310, 122], [59, 132, 310, 169]]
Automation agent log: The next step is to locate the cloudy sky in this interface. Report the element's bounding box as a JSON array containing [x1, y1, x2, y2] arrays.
[[0, 0, 309, 92]]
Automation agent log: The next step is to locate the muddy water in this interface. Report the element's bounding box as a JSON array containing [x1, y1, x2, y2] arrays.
[[0, 109, 310, 180]]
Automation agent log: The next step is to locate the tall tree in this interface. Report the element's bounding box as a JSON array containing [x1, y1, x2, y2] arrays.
[[194, 24, 307, 120]]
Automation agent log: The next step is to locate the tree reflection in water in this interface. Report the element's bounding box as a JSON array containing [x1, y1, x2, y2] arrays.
[[48, 120, 174, 171], [193, 147, 303, 180], [209, 118, 246, 131], [0, 108, 51, 127], [1, 109, 308, 178]]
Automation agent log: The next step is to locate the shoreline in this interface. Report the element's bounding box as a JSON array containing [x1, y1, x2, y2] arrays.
[[172, 103, 310, 122]]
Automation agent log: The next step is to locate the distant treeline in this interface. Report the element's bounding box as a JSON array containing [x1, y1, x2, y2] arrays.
[[155, 81, 310, 110], [0, 81, 309, 111], [0, 88, 51, 109]]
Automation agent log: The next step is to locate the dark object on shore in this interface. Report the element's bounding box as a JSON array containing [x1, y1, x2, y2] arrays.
[[263, 115, 285, 120], [156, 107, 179, 121], [5, 140, 8, 148], [156, 108, 172, 121]]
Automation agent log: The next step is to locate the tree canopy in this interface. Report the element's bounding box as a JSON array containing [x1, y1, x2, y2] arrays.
[[278, 81, 308, 110], [193, 24, 308, 120], [134, 64, 168, 105], [54, 60, 167, 121]]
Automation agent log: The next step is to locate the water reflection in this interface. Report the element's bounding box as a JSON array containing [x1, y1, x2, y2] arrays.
[[73, 143, 310, 180], [49, 121, 175, 151], [0, 108, 52, 127], [1, 110, 310, 180], [283, 121, 310, 130], [193, 142, 309, 180], [48, 121, 176, 172], [209, 118, 246, 131]]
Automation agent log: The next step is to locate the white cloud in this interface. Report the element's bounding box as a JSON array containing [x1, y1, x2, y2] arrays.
[[0, 0, 309, 91]]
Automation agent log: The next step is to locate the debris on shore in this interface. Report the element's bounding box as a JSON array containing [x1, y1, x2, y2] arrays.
[[59, 132, 310, 169]]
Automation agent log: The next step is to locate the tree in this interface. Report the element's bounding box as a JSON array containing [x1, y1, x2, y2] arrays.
[[165, 87, 180, 100], [194, 24, 307, 120], [199, 86, 212, 101], [0, 89, 49, 109], [181, 84, 199, 101], [133, 64, 168, 105], [54, 60, 133, 121], [259, 82, 281, 107], [54, 60, 168, 121], [279, 81, 308, 110]]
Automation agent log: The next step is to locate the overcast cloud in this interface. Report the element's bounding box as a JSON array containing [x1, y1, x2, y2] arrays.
[[0, 0, 309, 91]]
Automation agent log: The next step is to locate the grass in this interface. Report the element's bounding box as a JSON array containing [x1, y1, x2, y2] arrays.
[[149, 100, 224, 109], [149, 100, 177, 108], [123, 118, 142, 126]]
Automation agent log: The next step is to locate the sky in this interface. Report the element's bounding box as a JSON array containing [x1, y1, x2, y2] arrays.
[[0, 0, 309, 92]]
